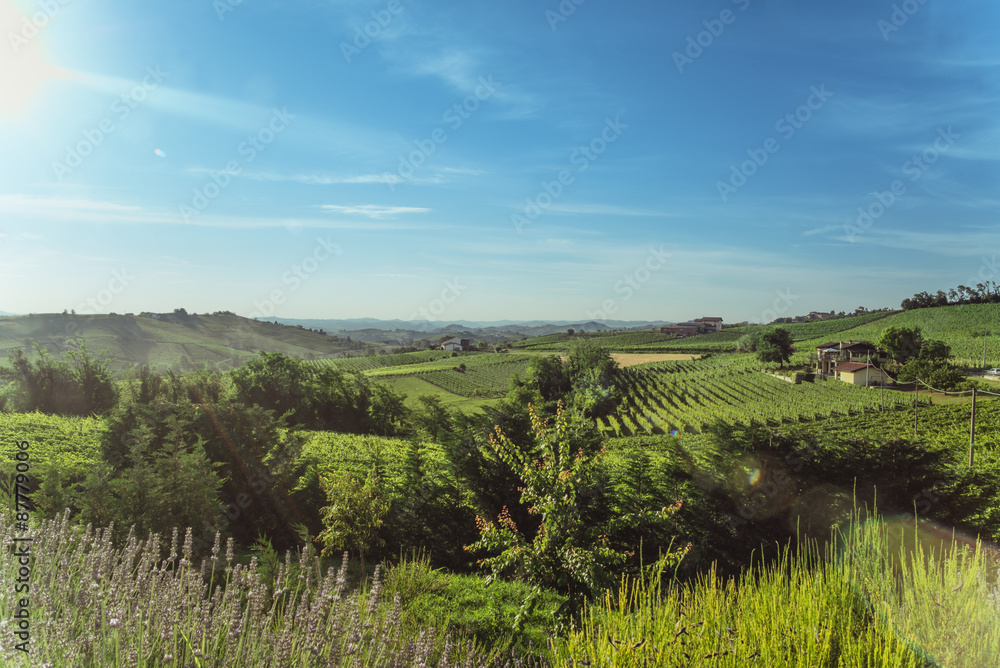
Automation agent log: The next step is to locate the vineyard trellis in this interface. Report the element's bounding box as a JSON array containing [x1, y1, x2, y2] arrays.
[[600, 362, 927, 438]]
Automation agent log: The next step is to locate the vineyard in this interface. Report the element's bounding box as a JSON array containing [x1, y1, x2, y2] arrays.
[[310, 349, 455, 372], [313, 352, 534, 398], [600, 359, 926, 437], [511, 312, 898, 355], [513, 330, 672, 352], [0, 412, 104, 505]]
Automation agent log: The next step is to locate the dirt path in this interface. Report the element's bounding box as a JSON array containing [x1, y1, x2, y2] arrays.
[[610, 353, 701, 368]]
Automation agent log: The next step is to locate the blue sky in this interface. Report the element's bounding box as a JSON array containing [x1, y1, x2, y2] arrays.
[[0, 0, 998, 323]]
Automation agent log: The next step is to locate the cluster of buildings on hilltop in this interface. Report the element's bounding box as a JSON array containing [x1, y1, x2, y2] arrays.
[[660, 317, 724, 337]]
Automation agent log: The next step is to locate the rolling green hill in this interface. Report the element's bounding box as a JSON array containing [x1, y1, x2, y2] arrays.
[[510, 305, 1000, 366], [0, 312, 366, 372]]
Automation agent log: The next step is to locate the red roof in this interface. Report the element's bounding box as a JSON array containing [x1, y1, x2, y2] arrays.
[[833, 362, 877, 372]]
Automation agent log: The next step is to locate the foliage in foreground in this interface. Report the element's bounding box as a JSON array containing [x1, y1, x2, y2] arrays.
[[0, 512, 542, 667], [466, 403, 688, 628], [552, 515, 1000, 667]]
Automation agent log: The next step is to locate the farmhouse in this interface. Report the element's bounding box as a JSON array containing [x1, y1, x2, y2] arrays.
[[814, 340, 889, 378], [694, 316, 724, 332], [441, 337, 470, 352], [660, 317, 723, 337], [832, 362, 893, 386]]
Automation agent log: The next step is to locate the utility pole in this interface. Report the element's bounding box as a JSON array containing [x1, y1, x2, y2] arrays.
[[970, 386, 977, 467]]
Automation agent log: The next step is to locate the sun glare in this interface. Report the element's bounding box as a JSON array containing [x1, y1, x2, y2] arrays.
[[0, 1, 71, 117]]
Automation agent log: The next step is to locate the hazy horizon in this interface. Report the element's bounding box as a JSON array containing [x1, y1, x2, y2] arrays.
[[1, 1, 996, 323]]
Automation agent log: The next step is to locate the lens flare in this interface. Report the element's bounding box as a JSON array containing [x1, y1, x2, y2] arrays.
[[748, 468, 761, 486], [154, 149, 166, 157], [669, 429, 680, 438]]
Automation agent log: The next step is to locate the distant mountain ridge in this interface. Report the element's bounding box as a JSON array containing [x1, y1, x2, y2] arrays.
[[258, 317, 670, 337]]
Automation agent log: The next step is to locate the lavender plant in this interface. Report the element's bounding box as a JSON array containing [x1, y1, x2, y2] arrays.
[[0, 511, 540, 667]]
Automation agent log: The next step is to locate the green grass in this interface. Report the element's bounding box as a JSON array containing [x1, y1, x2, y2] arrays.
[[326, 352, 533, 399], [381, 552, 564, 657], [380, 376, 498, 414], [551, 514, 1000, 667]]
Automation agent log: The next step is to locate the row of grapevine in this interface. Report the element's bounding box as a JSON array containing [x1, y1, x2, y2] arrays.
[[601, 366, 927, 437]]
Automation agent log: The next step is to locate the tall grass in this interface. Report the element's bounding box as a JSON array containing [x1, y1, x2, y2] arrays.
[[551, 516, 1000, 667], [0, 511, 539, 667]]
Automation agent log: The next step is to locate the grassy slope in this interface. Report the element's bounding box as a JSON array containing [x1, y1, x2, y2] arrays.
[[380, 376, 498, 414], [0, 313, 361, 372]]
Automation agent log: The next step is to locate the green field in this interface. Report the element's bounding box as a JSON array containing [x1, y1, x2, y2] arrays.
[[379, 376, 498, 413], [317, 351, 533, 399]]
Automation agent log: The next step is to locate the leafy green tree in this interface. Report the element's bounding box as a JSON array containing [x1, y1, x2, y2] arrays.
[[565, 339, 617, 386], [231, 351, 410, 434], [877, 326, 924, 363], [466, 404, 686, 627], [758, 328, 793, 366], [570, 368, 618, 419], [100, 369, 305, 550], [0, 343, 117, 416], [736, 331, 759, 353], [524, 355, 571, 402], [919, 339, 950, 362], [316, 469, 390, 573]]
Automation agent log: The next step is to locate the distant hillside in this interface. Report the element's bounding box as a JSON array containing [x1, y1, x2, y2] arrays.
[[0, 312, 368, 372], [508, 304, 1000, 367], [261, 317, 668, 340]]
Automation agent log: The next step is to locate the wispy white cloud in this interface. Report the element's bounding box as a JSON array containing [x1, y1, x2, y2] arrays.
[[318, 204, 431, 219], [0, 194, 445, 230], [545, 203, 669, 217]]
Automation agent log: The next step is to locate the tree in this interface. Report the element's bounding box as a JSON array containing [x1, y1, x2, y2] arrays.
[[0, 343, 116, 416], [736, 331, 759, 353], [524, 355, 572, 402], [567, 328, 575, 336], [565, 339, 617, 387], [465, 404, 687, 628], [877, 326, 924, 363], [316, 469, 389, 574], [758, 328, 793, 367]]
